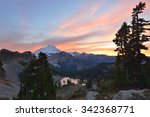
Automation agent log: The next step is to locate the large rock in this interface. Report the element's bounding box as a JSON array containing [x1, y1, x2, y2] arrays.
[[86, 91, 99, 100], [56, 84, 86, 99], [0, 63, 24, 99], [113, 89, 150, 100]]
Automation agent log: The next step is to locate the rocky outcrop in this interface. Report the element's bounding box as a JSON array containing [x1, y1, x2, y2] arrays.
[[0, 49, 32, 64], [0, 63, 24, 99], [112, 89, 150, 100], [56, 84, 86, 100], [86, 91, 99, 100]]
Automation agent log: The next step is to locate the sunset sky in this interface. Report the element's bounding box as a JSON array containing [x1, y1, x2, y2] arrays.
[[0, 0, 150, 55]]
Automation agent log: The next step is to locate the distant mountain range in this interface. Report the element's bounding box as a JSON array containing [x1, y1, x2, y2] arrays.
[[0, 45, 116, 73], [33, 45, 116, 73]]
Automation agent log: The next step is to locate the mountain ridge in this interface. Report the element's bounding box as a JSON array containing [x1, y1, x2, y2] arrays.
[[33, 44, 115, 57], [33, 45, 116, 72]]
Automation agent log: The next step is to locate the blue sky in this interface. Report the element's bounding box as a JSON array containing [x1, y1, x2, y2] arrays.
[[0, 0, 82, 36], [0, 0, 150, 55]]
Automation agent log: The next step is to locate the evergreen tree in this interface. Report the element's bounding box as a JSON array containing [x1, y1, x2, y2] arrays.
[[130, 2, 150, 82], [113, 2, 150, 88], [86, 79, 92, 89], [0, 58, 5, 79], [0, 58, 2, 67], [17, 52, 56, 100], [113, 22, 130, 57], [113, 22, 131, 80]]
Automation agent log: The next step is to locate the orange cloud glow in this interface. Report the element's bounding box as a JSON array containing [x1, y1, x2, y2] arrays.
[[59, 0, 104, 30], [52, 0, 138, 38], [51, 0, 150, 55], [1, 0, 149, 56]]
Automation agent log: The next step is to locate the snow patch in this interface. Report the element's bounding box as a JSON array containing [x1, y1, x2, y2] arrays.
[[34, 45, 61, 56]]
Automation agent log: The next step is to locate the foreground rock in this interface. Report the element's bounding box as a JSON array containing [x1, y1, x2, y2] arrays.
[[113, 89, 150, 100], [0, 63, 24, 99], [86, 90, 99, 100], [56, 84, 86, 99]]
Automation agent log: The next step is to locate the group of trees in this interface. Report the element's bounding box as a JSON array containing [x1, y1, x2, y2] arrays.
[[17, 53, 56, 100], [113, 2, 150, 88]]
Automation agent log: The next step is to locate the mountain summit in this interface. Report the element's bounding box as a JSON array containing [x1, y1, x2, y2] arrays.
[[34, 45, 61, 56]]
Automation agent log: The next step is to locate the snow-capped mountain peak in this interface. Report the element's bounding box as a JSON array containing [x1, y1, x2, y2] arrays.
[[34, 45, 61, 56]]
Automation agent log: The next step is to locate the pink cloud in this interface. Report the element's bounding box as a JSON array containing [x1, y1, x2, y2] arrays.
[[52, 0, 150, 38], [52, 0, 105, 37], [49, 0, 150, 55], [59, 0, 104, 30], [1, 0, 149, 56]]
